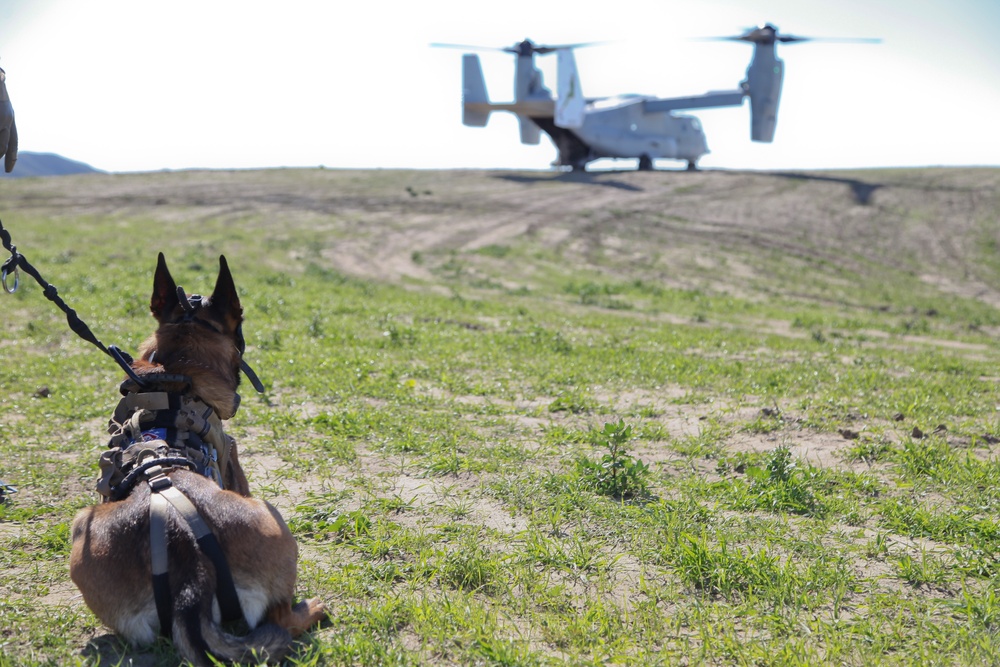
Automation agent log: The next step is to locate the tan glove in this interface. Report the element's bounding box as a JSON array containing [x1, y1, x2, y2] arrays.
[[0, 67, 18, 173]]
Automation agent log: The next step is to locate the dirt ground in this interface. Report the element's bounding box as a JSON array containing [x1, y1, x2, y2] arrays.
[[6, 166, 999, 466], [3, 166, 999, 663], [6, 167, 998, 304]]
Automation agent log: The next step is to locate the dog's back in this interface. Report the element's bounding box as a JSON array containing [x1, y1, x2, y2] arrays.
[[71, 471, 298, 664]]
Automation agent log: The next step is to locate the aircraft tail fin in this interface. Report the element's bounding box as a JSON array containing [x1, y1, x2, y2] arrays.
[[462, 54, 491, 127], [555, 49, 585, 129]]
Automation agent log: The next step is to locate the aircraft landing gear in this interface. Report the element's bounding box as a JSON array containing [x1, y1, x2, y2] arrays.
[[637, 154, 653, 171], [686, 160, 698, 171]]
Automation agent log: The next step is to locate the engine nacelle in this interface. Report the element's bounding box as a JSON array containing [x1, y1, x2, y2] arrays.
[[744, 44, 784, 143]]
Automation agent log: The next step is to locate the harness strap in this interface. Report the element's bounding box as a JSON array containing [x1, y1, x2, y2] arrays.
[[146, 467, 245, 637], [149, 480, 173, 637], [124, 391, 172, 411]]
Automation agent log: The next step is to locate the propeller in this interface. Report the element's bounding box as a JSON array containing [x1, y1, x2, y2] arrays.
[[431, 39, 603, 57], [701, 23, 881, 45]]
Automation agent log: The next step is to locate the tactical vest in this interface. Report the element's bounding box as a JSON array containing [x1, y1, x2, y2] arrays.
[[96, 376, 235, 501]]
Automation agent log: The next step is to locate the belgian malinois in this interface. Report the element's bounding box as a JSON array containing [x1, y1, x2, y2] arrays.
[[70, 254, 326, 665]]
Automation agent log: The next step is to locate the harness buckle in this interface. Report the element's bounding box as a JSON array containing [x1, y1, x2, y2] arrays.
[[146, 467, 173, 492]]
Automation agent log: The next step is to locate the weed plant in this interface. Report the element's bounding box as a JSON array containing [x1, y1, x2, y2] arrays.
[[575, 420, 651, 500]]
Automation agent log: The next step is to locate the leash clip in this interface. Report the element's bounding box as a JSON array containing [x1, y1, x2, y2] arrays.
[[1, 251, 19, 294], [0, 480, 17, 503]]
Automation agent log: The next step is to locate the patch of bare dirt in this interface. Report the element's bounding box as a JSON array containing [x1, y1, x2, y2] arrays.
[[726, 429, 851, 469], [9, 168, 998, 310]]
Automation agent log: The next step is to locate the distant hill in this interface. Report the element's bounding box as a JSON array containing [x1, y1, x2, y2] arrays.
[[0, 152, 103, 178]]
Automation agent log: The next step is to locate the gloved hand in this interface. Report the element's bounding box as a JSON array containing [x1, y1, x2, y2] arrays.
[[0, 67, 18, 173]]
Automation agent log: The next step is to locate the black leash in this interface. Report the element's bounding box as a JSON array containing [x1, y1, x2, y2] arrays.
[[0, 218, 147, 388]]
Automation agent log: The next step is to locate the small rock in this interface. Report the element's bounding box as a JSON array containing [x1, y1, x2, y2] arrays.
[[839, 428, 860, 440], [34, 386, 51, 398], [892, 412, 905, 422]]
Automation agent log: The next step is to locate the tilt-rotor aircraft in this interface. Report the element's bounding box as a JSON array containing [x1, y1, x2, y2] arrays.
[[434, 25, 879, 171]]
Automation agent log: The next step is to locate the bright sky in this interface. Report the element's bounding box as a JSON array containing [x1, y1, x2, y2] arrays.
[[1, 0, 998, 172]]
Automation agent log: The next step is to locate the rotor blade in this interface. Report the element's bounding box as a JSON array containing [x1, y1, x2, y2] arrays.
[[695, 21, 882, 46], [433, 40, 605, 55], [778, 36, 882, 43], [430, 42, 509, 52], [532, 41, 606, 54], [694, 34, 881, 44]]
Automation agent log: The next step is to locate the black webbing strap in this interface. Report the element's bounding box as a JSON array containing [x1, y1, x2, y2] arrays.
[[241, 359, 265, 393], [0, 219, 146, 388], [147, 468, 244, 637], [148, 485, 173, 637]]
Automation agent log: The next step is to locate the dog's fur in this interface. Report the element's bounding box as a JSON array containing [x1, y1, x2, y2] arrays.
[[70, 255, 326, 665]]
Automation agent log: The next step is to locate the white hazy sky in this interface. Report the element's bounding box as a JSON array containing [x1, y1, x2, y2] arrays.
[[1, 0, 998, 173]]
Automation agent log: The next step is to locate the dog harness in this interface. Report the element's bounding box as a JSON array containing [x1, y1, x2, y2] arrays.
[[98, 375, 234, 501], [0, 234, 266, 637], [97, 373, 244, 636]]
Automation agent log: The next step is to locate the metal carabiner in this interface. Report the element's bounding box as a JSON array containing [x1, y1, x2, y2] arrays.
[[0, 480, 17, 503], [1, 262, 18, 294]]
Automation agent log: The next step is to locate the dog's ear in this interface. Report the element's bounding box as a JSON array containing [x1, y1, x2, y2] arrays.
[[151, 253, 180, 321], [209, 255, 243, 332]]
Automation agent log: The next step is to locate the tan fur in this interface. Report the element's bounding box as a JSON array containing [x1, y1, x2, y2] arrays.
[[69, 254, 326, 666]]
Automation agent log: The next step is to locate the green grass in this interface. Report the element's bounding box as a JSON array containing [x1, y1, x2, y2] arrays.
[[1, 167, 1000, 665]]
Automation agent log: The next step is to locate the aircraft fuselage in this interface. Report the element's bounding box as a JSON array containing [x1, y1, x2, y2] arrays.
[[526, 96, 709, 168]]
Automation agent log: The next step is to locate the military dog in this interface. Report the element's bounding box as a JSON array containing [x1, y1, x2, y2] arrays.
[[70, 254, 326, 665]]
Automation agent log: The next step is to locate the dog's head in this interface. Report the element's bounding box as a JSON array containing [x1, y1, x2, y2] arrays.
[[136, 253, 245, 419]]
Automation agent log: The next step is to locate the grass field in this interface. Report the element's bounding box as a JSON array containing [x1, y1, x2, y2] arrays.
[[1, 166, 999, 666]]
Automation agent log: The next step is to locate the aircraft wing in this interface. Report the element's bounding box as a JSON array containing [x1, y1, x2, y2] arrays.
[[643, 90, 745, 113], [464, 100, 555, 116]]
